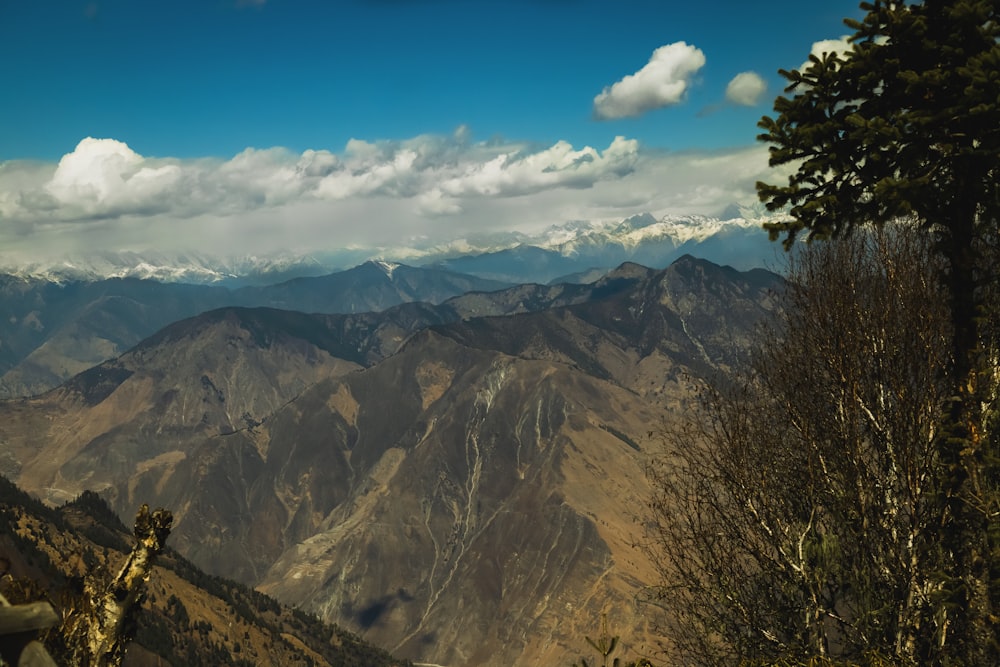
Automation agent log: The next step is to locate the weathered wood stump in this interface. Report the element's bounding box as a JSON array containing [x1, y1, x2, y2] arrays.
[[0, 592, 59, 667]]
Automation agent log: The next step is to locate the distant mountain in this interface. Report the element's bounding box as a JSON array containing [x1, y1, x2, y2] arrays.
[[436, 256, 782, 382], [3, 249, 334, 287], [2, 210, 785, 287], [0, 255, 783, 667], [427, 245, 582, 284], [0, 276, 231, 397], [426, 213, 779, 283], [0, 262, 672, 501], [0, 262, 508, 398], [239, 260, 508, 314]]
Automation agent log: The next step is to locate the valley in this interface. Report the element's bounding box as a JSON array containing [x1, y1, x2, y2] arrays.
[[0, 252, 782, 666]]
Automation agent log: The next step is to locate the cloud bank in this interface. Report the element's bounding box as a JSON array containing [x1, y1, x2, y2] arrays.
[[0, 132, 776, 261], [3, 134, 640, 221], [593, 42, 706, 120]]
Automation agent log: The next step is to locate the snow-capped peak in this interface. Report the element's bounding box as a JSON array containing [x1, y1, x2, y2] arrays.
[[373, 260, 401, 278], [528, 212, 759, 256], [0, 206, 772, 285]]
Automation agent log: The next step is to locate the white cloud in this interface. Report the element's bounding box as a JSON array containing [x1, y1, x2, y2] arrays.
[[800, 36, 853, 71], [408, 136, 638, 216], [593, 42, 706, 120], [0, 133, 778, 260], [316, 149, 420, 199], [725, 71, 767, 106], [296, 149, 340, 178], [416, 189, 463, 216], [44, 137, 182, 218], [436, 136, 638, 197], [215, 147, 314, 205]]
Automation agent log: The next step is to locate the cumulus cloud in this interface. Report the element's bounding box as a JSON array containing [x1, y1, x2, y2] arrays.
[[434, 136, 638, 197], [0, 133, 777, 260], [409, 136, 638, 216], [800, 36, 853, 71], [593, 42, 705, 120], [45, 138, 182, 218], [724, 71, 767, 106]]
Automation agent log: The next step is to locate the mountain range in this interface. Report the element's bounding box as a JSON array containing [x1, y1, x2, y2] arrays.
[[0, 254, 784, 666], [2, 210, 783, 286], [0, 262, 507, 398], [0, 210, 789, 401]]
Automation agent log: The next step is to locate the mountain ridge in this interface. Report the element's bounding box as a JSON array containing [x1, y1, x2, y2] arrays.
[[0, 255, 784, 666], [0, 262, 508, 399], [0, 211, 780, 285]]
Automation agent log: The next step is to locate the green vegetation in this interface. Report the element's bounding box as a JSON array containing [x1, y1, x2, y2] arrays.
[[650, 1, 1000, 665]]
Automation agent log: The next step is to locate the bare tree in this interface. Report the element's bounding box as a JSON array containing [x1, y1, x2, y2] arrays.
[[647, 226, 958, 665]]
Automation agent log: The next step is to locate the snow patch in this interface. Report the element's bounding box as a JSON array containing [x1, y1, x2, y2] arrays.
[[373, 260, 401, 278], [0, 205, 773, 283]]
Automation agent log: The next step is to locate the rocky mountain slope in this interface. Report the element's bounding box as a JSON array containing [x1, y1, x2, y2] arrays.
[[249, 332, 664, 665], [0, 475, 408, 666], [0, 256, 783, 666], [0, 262, 506, 398], [0, 209, 785, 398]]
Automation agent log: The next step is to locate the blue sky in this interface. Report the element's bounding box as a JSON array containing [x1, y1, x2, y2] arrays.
[[0, 0, 866, 262]]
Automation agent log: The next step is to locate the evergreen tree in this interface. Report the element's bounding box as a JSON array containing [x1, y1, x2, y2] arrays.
[[756, 1, 1000, 662]]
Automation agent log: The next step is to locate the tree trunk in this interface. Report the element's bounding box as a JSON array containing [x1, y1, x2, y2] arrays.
[[937, 198, 994, 664], [84, 504, 173, 667]]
